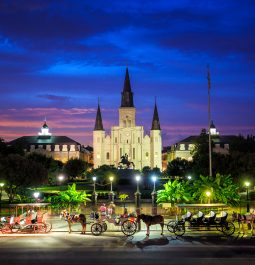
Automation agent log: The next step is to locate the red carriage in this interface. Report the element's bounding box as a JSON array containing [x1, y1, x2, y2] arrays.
[[0, 203, 52, 234]]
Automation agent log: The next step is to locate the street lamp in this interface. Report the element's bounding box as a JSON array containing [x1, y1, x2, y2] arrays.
[[187, 175, 192, 180], [92, 176, 97, 207], [152, 175, 157, 192], [109, 176, 114, 202], [0, 182, 4, 216], [33, 191, 40, 203], [151, 176, 157, 215], [245, 181, 250, 213], [135, 175, 141, 193], [92, 176, 97, 193], [109, 176, 114, 193], [205, 191, 211, 204]]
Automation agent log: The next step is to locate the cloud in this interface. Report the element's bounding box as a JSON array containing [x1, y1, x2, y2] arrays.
[[37, 94, 70, 102]]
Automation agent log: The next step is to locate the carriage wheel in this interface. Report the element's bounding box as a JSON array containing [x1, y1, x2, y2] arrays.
[[1, 224, 12, 234], [101, 222, 107, 232], [222, 222, 235, 236], [121, 220, 137, 236], [45, 222, 52, 233], [174, 223, 185, 236], [167, 221, 176, 233], [91, 223, 102, 236], [36, 223, 48, 233], [11, 223, 21, 233]]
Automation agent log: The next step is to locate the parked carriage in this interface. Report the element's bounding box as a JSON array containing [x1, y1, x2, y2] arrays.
[[90, 212, 137, 236], [0, 203, 52, 234], [167, 204, 235, 236]]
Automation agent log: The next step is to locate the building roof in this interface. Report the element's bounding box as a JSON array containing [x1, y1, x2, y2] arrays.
[[121, 67, 134, 107], [151, 102, 161, 130], [94, 103, 104, 131], [8, 136, 81, 146], [177, 135, 236, 144]]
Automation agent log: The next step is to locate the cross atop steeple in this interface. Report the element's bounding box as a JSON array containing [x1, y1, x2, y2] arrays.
[[94, 103, 104, 131], [121, 67, 134, 107]]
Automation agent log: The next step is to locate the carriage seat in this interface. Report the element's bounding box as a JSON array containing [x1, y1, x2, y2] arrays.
[[217, 211, 228, 223], [182, 211, 192, 221], [192, 211, 204, 224], [204, 211, 216, 223]]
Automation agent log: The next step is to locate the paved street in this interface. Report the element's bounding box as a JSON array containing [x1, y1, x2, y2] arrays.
[[1, 225, 255, 265]]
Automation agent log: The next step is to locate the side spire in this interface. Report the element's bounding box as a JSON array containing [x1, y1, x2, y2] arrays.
[[121, 67, 134, 107], [151, 99, 161, 130], [94, 102, 104, 131]]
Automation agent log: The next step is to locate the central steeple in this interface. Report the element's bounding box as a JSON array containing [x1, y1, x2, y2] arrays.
[[121, 67, 134, 107]]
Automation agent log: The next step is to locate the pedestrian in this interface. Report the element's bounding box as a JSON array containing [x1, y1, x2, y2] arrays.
[[99, 203, 107, 217]]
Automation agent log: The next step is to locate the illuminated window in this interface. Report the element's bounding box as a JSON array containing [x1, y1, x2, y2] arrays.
[[96, 153, 100, 159]]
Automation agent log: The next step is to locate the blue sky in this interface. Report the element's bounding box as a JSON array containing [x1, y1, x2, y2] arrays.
[[0, 0, 255, 146]]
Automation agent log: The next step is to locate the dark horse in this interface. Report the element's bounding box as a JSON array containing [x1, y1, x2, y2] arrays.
[[60, 210, 86, 234], [232, 209, 255, 235], [137, 214, 164, 237], [118, 154, 135, 169]]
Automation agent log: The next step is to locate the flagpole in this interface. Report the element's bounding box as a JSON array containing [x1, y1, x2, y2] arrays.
[[207, 65, 212, 177]]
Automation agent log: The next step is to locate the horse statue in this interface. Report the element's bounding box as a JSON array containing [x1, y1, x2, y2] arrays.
[[60, 210, 86, 234], [232, 209, 255, 235], [118, 153, 135, 169], [137, 214, 164, 237]]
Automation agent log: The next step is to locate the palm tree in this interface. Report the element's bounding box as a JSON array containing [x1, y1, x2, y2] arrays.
[[118, 193, 129, 212], [156, 179, 191, 205], [50, 183, 91, 212], [190, 174, 240, 205]]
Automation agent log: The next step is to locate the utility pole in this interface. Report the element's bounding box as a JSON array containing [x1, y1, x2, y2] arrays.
[[207, 65, 212, 177]]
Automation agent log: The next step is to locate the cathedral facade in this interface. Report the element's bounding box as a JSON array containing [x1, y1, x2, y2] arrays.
[[93, 68, 162, 170]]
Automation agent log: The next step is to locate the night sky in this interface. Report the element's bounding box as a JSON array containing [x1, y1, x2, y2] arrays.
[[0, 0, 255, 147]]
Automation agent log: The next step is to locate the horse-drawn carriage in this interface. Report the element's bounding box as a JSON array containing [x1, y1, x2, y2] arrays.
[[167, 204, 235, 236], [0, 203, 52, 234], [90, 212, 137, 236]]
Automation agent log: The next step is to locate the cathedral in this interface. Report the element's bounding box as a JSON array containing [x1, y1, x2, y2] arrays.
[[93, 68, 162, 170]]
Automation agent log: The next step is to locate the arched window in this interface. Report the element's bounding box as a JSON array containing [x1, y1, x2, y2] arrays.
[[106, 152, 110, 160]]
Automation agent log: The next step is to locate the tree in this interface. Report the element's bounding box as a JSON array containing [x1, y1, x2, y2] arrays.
[[49, 183, 91, 212], [27, 153, 63, 184], [165, 158, 193, 178], [156, 179, 191, 204], [0, 138, 24, 156], [64, 158, 89, 181], [87, 165, 118, 187], [189, 174, 240, 205], [191, 129, 210, 176], [0, 154, 47, 202], [118, 193, 129, 212]]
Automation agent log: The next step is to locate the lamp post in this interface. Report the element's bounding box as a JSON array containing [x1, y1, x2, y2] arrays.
[[245, 181, 250, 213], [109, 176, 115, 202], [134, 175, 141, 230], [151, 176, 157, 215], [92, 176, 98, 207], [0, 183, 4, 216], [33, 191, 40, 203], [205, 191, 211, 204], [187, 175, 192, 180]]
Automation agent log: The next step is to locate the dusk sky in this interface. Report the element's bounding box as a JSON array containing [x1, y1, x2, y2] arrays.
[[0, 0, 255, 147]]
